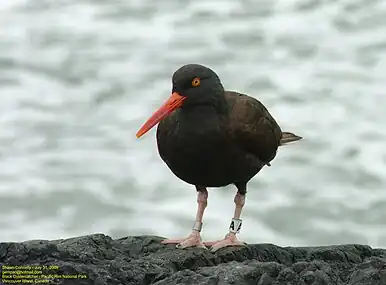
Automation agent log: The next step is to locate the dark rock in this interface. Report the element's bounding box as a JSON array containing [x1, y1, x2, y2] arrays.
[[0, 234, 385, 285]]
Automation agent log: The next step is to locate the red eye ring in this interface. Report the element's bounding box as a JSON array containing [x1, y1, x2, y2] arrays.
[[192, 77, 201, 87]]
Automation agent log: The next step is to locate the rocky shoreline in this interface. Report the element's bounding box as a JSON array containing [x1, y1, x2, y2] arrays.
[[1, 234, 385, 284]]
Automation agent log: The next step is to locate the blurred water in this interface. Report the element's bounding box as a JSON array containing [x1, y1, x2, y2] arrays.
[[0, 0, 385, 247]]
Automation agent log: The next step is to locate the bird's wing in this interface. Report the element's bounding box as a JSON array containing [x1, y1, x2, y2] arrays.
[[225, 91, 282, 163]]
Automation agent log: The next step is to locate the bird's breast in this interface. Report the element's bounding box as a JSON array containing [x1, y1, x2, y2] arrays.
[[162, 122, 227, 166], [156, 113, 234, 186], [156, 109, 265, 186]]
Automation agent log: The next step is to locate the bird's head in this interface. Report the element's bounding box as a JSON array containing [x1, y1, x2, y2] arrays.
[[136, 64, 225, 138]]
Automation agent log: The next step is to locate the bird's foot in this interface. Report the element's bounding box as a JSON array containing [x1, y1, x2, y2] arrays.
[[161, 231, 206, 249], [206, 233, 246, 252]]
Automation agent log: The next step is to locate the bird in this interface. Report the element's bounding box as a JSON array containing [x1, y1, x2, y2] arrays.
[[136, 64, 302, 252]]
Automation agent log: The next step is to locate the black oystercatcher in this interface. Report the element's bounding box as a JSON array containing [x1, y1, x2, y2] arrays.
[[136, 64, 302, 252]]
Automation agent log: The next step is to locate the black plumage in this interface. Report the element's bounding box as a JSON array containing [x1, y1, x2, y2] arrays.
[[137, 64, 302, 251]]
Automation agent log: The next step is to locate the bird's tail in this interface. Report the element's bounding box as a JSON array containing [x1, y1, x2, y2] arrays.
[[280, 132, 303, 146]]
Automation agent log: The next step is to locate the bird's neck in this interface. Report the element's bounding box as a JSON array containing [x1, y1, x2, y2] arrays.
[[178, 96, 229, 135], [182, 92, 229, 115]]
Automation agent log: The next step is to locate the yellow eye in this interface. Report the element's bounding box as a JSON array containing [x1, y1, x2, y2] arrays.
[[191, 77, 200, 87]]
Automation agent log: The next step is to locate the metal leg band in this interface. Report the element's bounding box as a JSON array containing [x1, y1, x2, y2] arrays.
[[192, 222, 203, 232], [229, 218, 242, 234]]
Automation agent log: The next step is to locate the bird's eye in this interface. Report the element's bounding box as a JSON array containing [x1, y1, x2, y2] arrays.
[[191, 77, 201, 87]]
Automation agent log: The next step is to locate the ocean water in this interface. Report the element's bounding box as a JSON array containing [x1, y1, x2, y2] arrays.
[[0, 0, 385, 247]]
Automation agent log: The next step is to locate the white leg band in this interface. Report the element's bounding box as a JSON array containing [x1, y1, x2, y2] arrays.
[[192, 222, 203, 232], [229, 218, 242, 233]]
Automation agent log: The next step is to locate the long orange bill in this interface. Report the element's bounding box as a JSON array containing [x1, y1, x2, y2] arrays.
[[136, 92, 187, 138]]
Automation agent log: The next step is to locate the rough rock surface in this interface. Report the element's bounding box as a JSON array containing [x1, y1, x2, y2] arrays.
[[1, 234, 386, 285]]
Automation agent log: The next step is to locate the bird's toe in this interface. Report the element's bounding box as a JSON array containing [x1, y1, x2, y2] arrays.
[[209, 237, 247, 253], [162, 233, 207, 249], [176, 236, 206, 249]]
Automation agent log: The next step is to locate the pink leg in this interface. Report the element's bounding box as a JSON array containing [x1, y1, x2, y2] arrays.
[[161, 187, 208, 249], [207, 191, 247, 252]]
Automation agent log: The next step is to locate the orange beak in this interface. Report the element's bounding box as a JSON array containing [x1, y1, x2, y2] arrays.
[[136, 92, 187, 138]]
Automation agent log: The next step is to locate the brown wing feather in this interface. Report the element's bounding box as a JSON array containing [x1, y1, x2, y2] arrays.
[[225, 91, 282, 163]]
